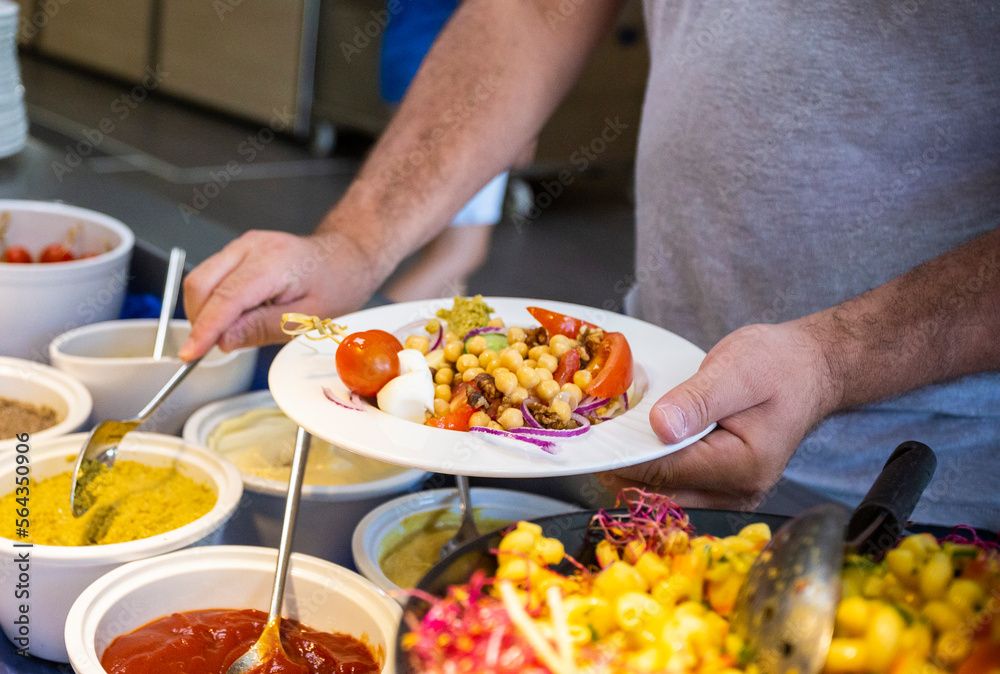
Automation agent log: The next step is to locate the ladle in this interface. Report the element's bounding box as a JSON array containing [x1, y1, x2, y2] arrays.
[[226, 426, 312, 674]]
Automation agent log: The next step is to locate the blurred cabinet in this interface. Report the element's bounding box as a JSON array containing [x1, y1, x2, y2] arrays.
[[32, 0, 154, 82], [158, 0, 318, 136]]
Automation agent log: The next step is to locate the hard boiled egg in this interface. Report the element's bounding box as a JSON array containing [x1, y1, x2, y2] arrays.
[[377, 349, 435, 422]]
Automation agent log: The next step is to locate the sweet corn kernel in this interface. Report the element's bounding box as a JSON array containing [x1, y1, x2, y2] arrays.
[[920, 552, 953, 600]]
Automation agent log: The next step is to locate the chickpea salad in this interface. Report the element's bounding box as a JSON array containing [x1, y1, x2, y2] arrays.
[[280, 296, 638, 454]]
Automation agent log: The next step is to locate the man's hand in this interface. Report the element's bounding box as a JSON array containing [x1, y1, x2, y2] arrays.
[[599, 319, 840, 509], [178, 229, 379, 360]]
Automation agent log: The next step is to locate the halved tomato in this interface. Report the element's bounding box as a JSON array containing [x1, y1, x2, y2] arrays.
[[584, 332, 633, 398], [553, 349, 580, 386], [425, 403, 475, 431], [335, 330, 403, 397], [526, 307, 599, 339]]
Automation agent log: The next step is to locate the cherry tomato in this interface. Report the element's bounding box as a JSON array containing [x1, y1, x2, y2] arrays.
[[39, 243, 74, 263], [335, 330, 403, 397], [3, 246, 32, 263], [584, 332, 633, 398], [425, 403, 475, 431], [526, 307, 599, 339], [553, 349, 580, 386]]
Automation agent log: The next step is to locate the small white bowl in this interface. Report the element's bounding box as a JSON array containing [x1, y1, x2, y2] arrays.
[[65, 545, 400, 674], [49, 319, 257, 436], [352, 487, 581, 601], [183, 390, 428, 568], [0, 356, 92, 456], [0, 200, 135, 361], [0, 432, 243, 662]]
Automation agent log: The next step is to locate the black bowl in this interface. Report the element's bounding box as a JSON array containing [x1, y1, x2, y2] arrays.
[[395, 506, 978, 673]]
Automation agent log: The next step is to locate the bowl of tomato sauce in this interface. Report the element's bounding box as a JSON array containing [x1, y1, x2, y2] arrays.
[[65, 545, 401, 674], [0, 200, 134, 361]]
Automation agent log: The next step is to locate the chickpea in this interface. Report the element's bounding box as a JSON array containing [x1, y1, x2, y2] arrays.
[[560, 383, 583, 408], [487, 420, 504, 431], [478, 349, 498, 369], [404, 334, 430, 354], [465, 335, 488, 355], [528, 345, 550, 361], [536, 379, 561, 403], [469, 411, 491, 427], [434, 384, 452, 401], [443, 331, 458, 343], [548, 334, 573, 357], [456, 353, 480, 373], [507, 326, 527, 344], [536, 367, 553, 382], [462, 367, 485, 382], [494, 370, 518, 396], [516, 366, 541, 390], [444, 341, 463, 362], [434, 367, 454, 385], [497, 407, 524, 430], [487, 318, 505, 328], [500, 349, 524, 371], [573, 369, 593, 390], [509, 386, 529, 405], [550, 398, 572, 422], [512, 341, 529, 358], [537, 353, 559, 372], [433, 398, 450, 416]]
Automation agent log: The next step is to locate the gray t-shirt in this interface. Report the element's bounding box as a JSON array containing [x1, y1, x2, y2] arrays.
[[635, 1, 1000, 528]]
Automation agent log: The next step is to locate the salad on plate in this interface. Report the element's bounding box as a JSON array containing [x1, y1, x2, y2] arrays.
[[281, 296, 639, 454]]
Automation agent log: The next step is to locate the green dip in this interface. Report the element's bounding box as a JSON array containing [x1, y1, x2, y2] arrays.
[[435, 295, 494, 339], [378, 508, 511, 589]]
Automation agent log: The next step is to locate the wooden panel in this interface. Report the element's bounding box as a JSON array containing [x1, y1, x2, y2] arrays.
[[158, 0, 306, 128], [35, 0, 153, 82]]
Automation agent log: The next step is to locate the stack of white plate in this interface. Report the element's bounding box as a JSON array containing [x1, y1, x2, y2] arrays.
[[0, 0, 25, 159]]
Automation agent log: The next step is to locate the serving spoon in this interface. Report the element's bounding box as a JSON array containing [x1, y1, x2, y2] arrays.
[[70, 247, 201, 517], [226, 426, 312, 674], [439, 475, 480, 560], [730, 441, 937, 674]]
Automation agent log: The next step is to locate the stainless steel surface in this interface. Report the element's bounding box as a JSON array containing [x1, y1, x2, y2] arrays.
[[153, 246, 186, 359], [439, 475, 480, 560], [69, 354, 204, 517], [730, 503, 849, 674], [226, 426, 311, 674]]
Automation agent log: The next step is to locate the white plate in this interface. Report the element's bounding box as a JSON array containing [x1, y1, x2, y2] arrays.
[[269, 297, 714, 478]]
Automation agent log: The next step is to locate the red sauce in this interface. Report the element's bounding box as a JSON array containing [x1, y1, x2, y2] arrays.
[[100, 609, 381, 674]]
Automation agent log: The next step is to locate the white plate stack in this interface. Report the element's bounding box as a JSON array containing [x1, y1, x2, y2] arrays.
[[0, 0, 26, 159]]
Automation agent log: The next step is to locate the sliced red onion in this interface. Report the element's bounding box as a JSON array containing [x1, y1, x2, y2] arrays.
[[463, 326, 506, 339], [520, 397, 543, 428], [509, 416, 590, 438], [428, 323, 444, 351], [469, 425, 559, 454], [576, 396, 610, 414], [322, 386, 364, 411], [622, 391, 630, 411]]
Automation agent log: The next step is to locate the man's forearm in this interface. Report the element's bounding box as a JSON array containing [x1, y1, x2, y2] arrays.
[[318, 0, 625, 281], [806, 226, 1000, 412]]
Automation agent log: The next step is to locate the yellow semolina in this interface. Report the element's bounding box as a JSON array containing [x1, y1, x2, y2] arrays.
[[0, 460, 216, 546]]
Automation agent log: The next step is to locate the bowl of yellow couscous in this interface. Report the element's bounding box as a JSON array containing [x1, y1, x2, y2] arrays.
[[0, 431, 242, 662]]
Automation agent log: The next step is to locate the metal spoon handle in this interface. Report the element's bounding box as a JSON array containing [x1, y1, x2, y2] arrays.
[[154, 247, 186, 360], [268, 426, 311, 621], [132, 355, 204, 422]]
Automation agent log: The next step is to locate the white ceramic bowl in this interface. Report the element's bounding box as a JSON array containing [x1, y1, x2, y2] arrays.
[[65, 545, 400, 674], [352, 487, 581, 601], [0, 432, 243, 662], [0, 356, 92, 457], [49, 319, 258, 435], [183, 390, 429, 568], [0, 200, 135, 361]]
